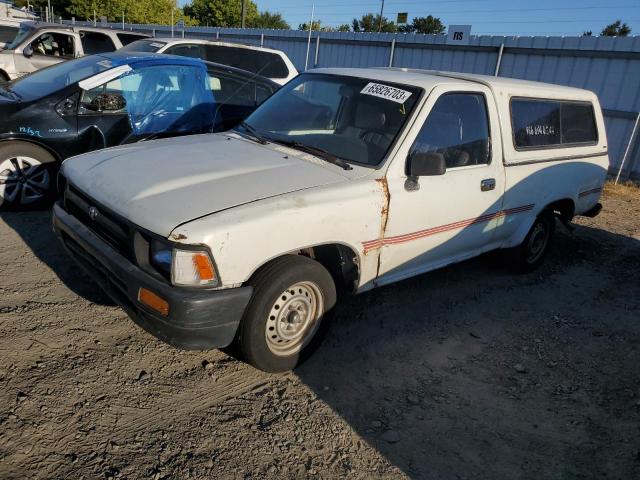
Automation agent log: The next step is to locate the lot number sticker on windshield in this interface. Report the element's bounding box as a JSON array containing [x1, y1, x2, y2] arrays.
[[360, 82, 412, 104]]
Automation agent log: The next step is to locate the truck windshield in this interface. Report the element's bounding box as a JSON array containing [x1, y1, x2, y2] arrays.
[[6, 24, 35, 50], [240, 73, 421, 167], [8, 56, 114, 99]]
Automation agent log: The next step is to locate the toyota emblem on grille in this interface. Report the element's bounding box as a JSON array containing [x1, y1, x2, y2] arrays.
[[88, 206, 99, 221]]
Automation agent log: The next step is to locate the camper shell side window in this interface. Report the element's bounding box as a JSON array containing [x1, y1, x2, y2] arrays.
[[510, 97, 598, 151]]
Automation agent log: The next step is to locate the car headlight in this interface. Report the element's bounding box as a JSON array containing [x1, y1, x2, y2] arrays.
[[150, 240, 219, 287]]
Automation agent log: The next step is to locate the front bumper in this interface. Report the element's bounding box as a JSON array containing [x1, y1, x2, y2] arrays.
[[52, 202, 252, 350]]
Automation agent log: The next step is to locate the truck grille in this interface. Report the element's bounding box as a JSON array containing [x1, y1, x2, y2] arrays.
[[64, 185, 133, 260]]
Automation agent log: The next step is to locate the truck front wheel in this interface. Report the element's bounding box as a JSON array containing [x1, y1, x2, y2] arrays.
[[237, 255, 337, 373], [508, 210, 555, 272]]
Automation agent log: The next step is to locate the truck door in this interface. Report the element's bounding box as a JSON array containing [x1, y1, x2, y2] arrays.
[[376, 85, 506, 284]]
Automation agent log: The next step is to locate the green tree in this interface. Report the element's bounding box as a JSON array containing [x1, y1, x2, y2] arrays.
[[66, 0, 185, 25], [184, 0, 258, 28], [601, 20, 631, 36], [250, 10, 289, 29], [298, 20, 322, 31], [582, 31, 593, 36], [336, 24, 351, 32], [398, 15, 445, 34], [352, 13, 396, 33]]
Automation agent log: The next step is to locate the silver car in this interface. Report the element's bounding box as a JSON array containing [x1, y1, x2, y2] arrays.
[[0, 22, 149, 81]]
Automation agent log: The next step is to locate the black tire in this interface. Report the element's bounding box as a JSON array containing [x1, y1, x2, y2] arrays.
[[0, 142, 58, 210], [236, 255, 337, 373], [506, 210, 556, 273], [0, 71, 9, 83]]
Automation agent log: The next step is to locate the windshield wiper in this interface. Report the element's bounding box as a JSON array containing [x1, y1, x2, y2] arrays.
[[237, 122, 268, 145], [272, 140, 353, 171]]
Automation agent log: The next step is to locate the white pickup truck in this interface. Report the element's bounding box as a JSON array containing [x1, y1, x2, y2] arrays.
[[53, 68, 608, 372]]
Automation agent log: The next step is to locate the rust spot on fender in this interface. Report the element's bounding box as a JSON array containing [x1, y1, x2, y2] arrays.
[[171, 233, 188, 241]]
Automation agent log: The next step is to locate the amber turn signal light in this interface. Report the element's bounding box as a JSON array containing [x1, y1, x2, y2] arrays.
[[138, 287, 169, 316]]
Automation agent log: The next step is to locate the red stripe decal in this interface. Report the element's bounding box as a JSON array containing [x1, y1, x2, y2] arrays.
[[363, 204, 534, 252], [578, 187, 602, 198]]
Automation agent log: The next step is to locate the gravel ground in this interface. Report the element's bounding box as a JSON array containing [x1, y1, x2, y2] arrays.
[[0, 185, 639, 480]]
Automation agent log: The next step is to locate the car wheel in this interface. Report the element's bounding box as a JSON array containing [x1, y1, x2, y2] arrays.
[[0, 71, 9, 82], [0, 143, 57, 210], [508, 210, 555, 272], [237, 255, 337, 373]]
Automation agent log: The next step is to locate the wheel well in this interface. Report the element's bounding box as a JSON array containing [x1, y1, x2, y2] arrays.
[[0, 139, 61, 163], [251, 244, 360, 297], [0, 70, 9, 82], [546, 198, 575, 223]]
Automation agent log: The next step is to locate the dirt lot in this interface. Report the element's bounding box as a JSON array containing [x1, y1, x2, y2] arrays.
[[0, 185, 639, 480]]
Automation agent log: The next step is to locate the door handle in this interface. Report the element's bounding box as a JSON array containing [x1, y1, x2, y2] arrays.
[[481, 178, 496, 192]]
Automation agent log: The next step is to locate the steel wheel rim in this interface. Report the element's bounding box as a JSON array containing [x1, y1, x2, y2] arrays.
[[265, 281, 324, 357], [0, 156, 50, 205], [526, 222, 548, 264]]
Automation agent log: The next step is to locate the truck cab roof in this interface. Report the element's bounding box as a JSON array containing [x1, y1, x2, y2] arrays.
[[310, 67, 597, 102]]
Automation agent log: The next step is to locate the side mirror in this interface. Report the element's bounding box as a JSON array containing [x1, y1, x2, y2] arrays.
[[23, 45, 33, 58], [85, 93, 127, 112], [409, 152, 446, 177]]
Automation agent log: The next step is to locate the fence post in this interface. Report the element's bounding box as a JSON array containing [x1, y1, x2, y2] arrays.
[[494, 43, 504, 76], [615, 112, 640, 184], [388, 38, 396, 67], [216, 31, 219, 40], [260, 33, 264, 47], [314, 35, 320, 67]]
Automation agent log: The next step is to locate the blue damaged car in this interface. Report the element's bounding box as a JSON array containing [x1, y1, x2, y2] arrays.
[[0, 52, 278, 209]]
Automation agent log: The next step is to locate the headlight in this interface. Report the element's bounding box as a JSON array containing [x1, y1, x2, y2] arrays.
[[172, 249, 218, 287], [150, 240, 219, 287]]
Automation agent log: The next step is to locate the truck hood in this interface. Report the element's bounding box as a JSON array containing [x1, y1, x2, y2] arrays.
[[62, 133, 355, 237]]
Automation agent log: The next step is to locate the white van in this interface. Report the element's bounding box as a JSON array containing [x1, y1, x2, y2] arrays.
[[120, 38, 298, 85], [53, 68, 608, 372]]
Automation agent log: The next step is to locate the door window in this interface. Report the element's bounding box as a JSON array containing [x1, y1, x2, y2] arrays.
[[80, 31, 116, 54], [204, 45, 289, 78], [116, 33, 149, 46], [79, 64, 215, 136], [209, 71, 276, 106], [208, 69, 277, 131], [30, 32, 75, 58], [165, 44, 204, 59], [0, 25, 18, 44], [410, 93, 491, 169]]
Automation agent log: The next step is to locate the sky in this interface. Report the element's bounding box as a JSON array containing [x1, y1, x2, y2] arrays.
[[180, 0, 640, 36]]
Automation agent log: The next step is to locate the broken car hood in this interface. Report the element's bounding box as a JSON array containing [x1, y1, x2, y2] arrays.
[[62, 133, 353, 237]]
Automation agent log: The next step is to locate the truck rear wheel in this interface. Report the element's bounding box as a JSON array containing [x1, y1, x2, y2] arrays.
[[0, 142, 57, 210], [508, 210, 555, 272], [237, 255, 337, 373]]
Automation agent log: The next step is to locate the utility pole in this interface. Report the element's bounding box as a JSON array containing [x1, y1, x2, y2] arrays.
[[304, 3, 315, 71], [241, 0, 246, 28], [378, 0, 385, 32]]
